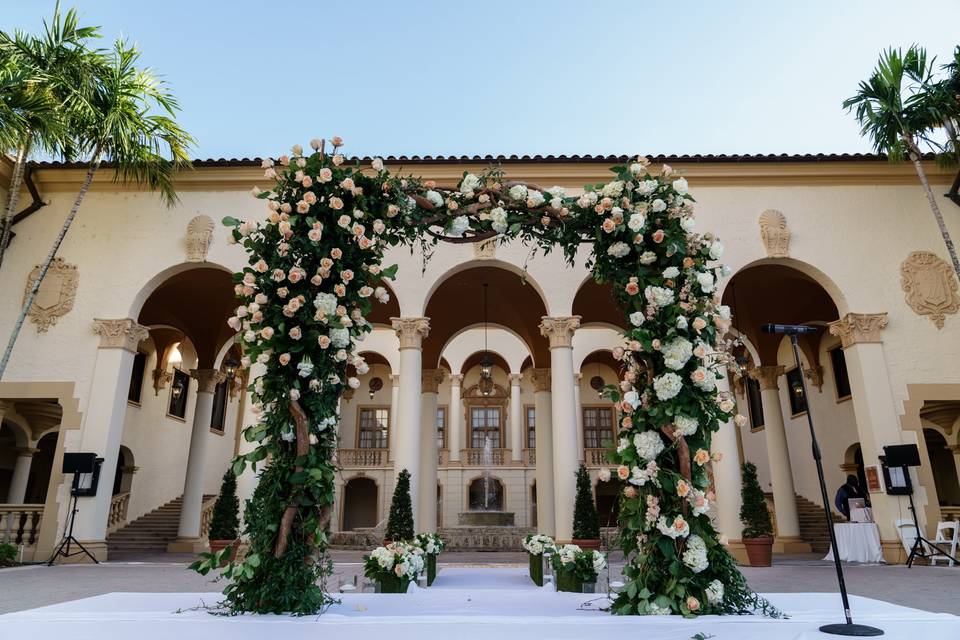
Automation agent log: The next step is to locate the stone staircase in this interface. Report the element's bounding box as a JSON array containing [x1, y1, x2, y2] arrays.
[[767, 492, 845, 554], [106, 494, 215, 555]]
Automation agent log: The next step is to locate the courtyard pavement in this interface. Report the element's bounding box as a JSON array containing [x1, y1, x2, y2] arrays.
[[1, 551, 958, 616]]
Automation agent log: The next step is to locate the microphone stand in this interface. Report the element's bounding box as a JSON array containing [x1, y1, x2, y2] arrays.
[[787, 333, 881, 636]]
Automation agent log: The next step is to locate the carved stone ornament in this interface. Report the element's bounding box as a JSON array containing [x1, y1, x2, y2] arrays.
[[391, 317, 430, 349], [152, 368, 173, 395], [539, 316, 581, 348], [747, 365, 785, 391], [421, 368, 446, 393], [92, 318, 149, 352], [900, 251, 960, 329], [190, 368, 227, 394], [828, 313, 888, 349], [803, 366, 824, 392], [185, 215, 214, 262], [24, 257, 78, 333], [759, 209, 790, 258], [530, 368, 552, 392], [473, 238, 496, 259]]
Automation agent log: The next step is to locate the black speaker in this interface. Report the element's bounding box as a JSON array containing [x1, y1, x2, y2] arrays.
[[883, 444, 921, 468], [63, 452, 97, 474]]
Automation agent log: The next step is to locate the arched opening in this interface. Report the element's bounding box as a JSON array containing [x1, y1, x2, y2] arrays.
[[842, 443, 867, 494], [572, 277, 625, 328], [25, 431, 57, 504], [342, 477, 378, 530], [112, 446, 135, 495], [595, 478, 620, 527], [924, 429, 960, 506], [468, 476, 504, 511]]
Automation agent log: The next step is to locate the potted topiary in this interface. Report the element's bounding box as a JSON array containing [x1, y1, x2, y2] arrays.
[[385, 469, 415, 544], [208, 468, 240, 564], [0, 542, 17, 567], [740, 461, 774, 567], [522, 533, 555, 586], [571, 464, 602, 550], [552, 544, 606, 592], [413, 532, 444, 586]]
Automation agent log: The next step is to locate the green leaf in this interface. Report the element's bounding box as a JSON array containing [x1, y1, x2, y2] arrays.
[[222, 216, 240, 227]]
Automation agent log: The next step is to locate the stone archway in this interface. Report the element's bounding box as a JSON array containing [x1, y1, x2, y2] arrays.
[[924, 429, 960, 506], [341, 477, 378, 531]]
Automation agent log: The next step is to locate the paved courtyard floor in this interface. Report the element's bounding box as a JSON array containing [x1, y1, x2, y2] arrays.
[[1, 551, 958, 616]]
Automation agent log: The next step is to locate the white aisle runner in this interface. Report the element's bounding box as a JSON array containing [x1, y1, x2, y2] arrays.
[[2, 567, 958, 640]]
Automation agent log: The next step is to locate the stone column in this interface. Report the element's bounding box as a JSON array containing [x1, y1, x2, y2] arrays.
[[7, 447, 38, 503], [168, 368, 225, 552], [391, 317, 430, 532], [531, 368, 555, 536], [389, 374, 400, 463], [70, 318, 149, 561], [747, 365, 806, 552], [573, 373, 584, 462], [540, 316, 581, 542], [509, 373, 523, 463], [419, 368, 444, 533], [711, 374, 747, 563], [448, 374, 464, 462], [829, 312, 913, 562]]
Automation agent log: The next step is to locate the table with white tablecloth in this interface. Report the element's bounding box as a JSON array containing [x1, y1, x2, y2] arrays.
[[824, 522, 885, 563]]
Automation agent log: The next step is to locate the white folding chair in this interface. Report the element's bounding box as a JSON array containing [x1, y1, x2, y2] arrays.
[[895, 518, 919, 558], [930, 521, 959, 567]]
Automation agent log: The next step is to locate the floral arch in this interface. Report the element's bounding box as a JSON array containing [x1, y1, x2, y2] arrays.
[[196, 137, 770, 618]]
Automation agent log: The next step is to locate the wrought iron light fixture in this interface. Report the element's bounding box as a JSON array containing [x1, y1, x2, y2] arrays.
[[479, 283, 494, 397]]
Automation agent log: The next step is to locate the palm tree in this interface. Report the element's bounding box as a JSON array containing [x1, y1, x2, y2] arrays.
[[0, 39, 194, 379], [0, 1, 99, 270], [843, 46, 960, 282]]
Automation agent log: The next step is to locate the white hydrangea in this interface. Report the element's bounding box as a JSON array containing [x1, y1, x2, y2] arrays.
[[706, 580, 725, 604], [601, 180, 624, 198], [330, 328, 350, 348], [645, 286, 674, 308], [448, 215, 470, 237], [633, 430, 665, 461], [490, 207, 508, 233], [425, 190, 444, 208], [523, 533, 555, 555], [623, 389, 640, 409], [607, 242, 630, 258], [653, 372, 683, 400], [696, 271, 715, 293], [639, 251, 657, 265], [674, 415, 698, 437], [661, 337, 693, 370], [508, 184, 528, 201], [662, 266, 680, 279], [460, 173, 481, 194], [682, 535, 708, 573], [526, 189, 545, 206], [314, 292, 338, 316], [629, 311, 645, 327], [681, 216, 696, 232], [637, 180, 658, 196]]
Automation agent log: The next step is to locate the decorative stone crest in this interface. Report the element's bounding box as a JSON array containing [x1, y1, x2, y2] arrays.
[[152, 368, 173, 395], [530, 368, 551, 392], [828, 313, 888, 348], [539, 316, 581, 348], [421, 368, 446, 393], [92, 318, 149, 352], [900, 251, 959, 329], [508, 372, 523, 386], [190, 368, 226, 393], [391, 317, 430, 349], [803, 366, 824, 392], [185, 215, 214, 262], [747, 365, 785, 391], [473, 238, 496, 259], [449, 373, 465, 387], [24, 257, 78, 333], [341, 389, 355, 402], [758, 209, 790, 258]]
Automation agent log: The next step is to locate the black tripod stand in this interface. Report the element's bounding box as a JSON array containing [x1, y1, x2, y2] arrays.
[[905, 490, 958, 567], [48, 474, 100, 565]]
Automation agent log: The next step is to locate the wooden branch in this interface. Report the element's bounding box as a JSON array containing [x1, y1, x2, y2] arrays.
[[660, 424, 692, 483], [274, 398, 311, 559]]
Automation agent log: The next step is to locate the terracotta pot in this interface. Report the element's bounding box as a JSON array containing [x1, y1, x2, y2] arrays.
[[209, 539, 238, 566], [743, 536, 774, 567], [572, 539, 601, 551]]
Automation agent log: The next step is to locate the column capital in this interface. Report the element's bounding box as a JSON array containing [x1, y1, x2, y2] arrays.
[[530, 368, 552, 392], [92, 318, 149, 352], [391, 317, 430, 350], [748, 365, 785, 390], [342, 388, 355, 402], [828, 312, 888, 348], [421, 368, 445, 393], [949, 444, 960, 455], [803, 365, 824, 392], [389, 373, 401, 386], [13, 446, 39, 457], [508, 373, 523, 386], [539, 316, 581, 348], [190, 368, 226, 393], [449, 373, 464, 386]]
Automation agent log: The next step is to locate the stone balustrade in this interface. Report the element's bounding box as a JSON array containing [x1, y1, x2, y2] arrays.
[[338, 448, 389, 467], [199, 494, 218, 539], [107, 492, 130, 534], [524, 448, 536, 465], [584, 448, 609, 467], [0, 504, 43, 548], [460, 447, 509, 466]]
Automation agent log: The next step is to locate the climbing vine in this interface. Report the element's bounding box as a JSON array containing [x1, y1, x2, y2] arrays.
[[191, 137, 775, 617]]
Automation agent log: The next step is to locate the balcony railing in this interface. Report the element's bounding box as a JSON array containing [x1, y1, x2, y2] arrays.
[[337, 448, 389, 467], [107, 492, 130, 533], [460, 447, 509, 466], [584, 448, 609, 467], [0, 504, 43, 548], [524, 448, 536, 465]]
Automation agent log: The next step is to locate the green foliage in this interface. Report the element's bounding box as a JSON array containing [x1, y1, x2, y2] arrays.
[[386, 469, 415, 541], [208, 468, 240, 541], [572, 463, 601, 539], [0, 542, 17, 565], [739, 462, 773, 539]]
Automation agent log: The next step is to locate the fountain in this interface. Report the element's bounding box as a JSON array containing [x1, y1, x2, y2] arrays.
[[458, 436, 515, 527]]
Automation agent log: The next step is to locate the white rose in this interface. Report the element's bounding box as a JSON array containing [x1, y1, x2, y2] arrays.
[[696, 271, 715, 293], [508, 184, 528, 201], [672, 177, 689, 194], [651, 198, 666, 212], [709, 240, 724, 260], [662, 266, 679, 279], [629, 311, 645, 327], [448, 215, 470, 237], [681, 216, 696, 232], [460, 173, 481, 194], [627, 213, 646, 232]]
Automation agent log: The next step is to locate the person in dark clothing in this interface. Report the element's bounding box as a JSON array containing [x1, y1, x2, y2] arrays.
[[834, 475, 867, 519]]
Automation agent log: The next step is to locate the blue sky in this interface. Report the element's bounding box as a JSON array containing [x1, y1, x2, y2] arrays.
[[4, 0, 960, 159]]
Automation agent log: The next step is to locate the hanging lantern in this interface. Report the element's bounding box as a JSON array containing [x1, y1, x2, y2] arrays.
[[590, 375, 605, 399], [368, 376, 383, 399]]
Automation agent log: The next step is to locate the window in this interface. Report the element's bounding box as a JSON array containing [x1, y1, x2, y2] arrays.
[[210, 380, 228, 432], [830, 347, 852, 399], [582, 407, 615, 449], [470, 406, 501, 448], [167, 369, 190, 419], [436, 406, 447, 449], [786, 367, 808, 415], [746, 377, 764, 431], [525, 406, 536, 448], [358, 408, 389, 449], [127, 351, 146, 403]]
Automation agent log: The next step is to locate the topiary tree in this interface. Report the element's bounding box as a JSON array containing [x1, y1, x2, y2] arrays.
[[209, 468, 240, 540], [739, 461, 773, 538], [573, 463, 601, 539], [385, 469, 414, 541]]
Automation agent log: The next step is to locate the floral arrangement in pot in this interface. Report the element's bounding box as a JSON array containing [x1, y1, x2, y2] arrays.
[[551, 544, 606, 593], [363, 541, 425, 593], [413, 533, 445, 586], [522, 533, 556, 586]]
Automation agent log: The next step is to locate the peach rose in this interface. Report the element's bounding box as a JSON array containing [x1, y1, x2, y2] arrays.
[[686, 597, 700, 612], [625, 282, 640, 296], [676, 480, 691, 498], [693, 449, 710, 466], [623, 486, 638, 499], [318, 336, 331, 349], [617, 465, 630, 481], [278, 353, 291, 365], [329, 197, 344, 210], [652, 229, 665, 243]]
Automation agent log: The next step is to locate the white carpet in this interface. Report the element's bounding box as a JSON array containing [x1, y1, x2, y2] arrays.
[[2, 567, 957, 639]]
